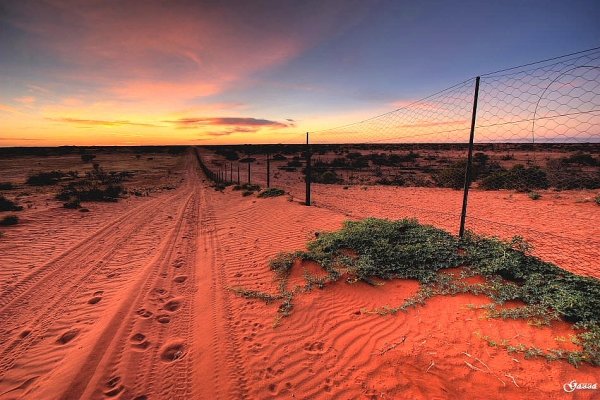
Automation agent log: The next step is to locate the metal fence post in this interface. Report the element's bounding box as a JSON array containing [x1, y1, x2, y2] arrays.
[[305, 132, 311, 206], [459, 76, 481, 238], [247, 162, 251, 184], [266, 152, 271, 188], [230, 162, 233, 183], [237, 163, 240, 185]]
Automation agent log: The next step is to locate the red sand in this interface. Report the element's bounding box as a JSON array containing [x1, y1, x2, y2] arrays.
[[0, 151, 598, 399]]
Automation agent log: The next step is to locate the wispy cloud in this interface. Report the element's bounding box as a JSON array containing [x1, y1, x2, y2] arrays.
[[166, 117, 293, 130], [47, 117, 162, 128], [4, 1, 370, 107], [0, 104, 23, 115], [0, 137, 39, 141], [204, 127, 258, 137], [14, 96, 36, 104]]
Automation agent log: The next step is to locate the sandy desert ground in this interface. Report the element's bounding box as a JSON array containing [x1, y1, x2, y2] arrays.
[[0, 148, 598, 399]]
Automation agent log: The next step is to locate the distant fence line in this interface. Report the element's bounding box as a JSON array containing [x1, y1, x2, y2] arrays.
[[196, 47, 600, 276]]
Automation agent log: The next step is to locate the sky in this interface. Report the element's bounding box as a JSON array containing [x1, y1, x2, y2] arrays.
[[0, 0, 599, 146]]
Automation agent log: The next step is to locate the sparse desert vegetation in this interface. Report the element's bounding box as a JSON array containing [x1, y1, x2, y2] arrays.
[[0, 146, 598, 400], [234, 218, 600, 365], [0, 195, 23, 211], [0, 215, 19, 226], [258, 188, 286, 198]]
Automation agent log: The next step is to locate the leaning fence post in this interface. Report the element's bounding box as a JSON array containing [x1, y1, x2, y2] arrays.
[[459, 76, 481, 238], [266, 152, 271, 188], [305, 132, 311, 206]]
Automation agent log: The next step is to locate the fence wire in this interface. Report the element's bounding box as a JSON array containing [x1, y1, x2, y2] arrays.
[[196, 47, 600, 279]]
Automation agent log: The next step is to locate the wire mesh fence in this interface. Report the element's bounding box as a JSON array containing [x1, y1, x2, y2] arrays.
[[196, 47, 600, 278]]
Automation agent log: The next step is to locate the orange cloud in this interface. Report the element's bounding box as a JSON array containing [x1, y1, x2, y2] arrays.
[[0, 104, 23, 115], [15, 96, 36, 104], [47, 117, 162, 128]]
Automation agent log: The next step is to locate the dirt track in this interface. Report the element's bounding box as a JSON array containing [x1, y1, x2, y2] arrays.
[[0, 154, 209, 399], [0, 151, 598, 400]]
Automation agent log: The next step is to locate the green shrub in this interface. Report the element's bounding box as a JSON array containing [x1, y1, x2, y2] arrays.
[[213, 182, 229, 192], [26, 171, 66, 186], [433, 161, 465, 189], [480, 165, 549, 191], [57, 183, 124, 202], [546, 159, 600, 190], [595, 195, 600, 206], [312, 170, 341, 184], [55, 166, 129, 203], [528, 191, 541, 200], [479, 170, 508, 190], [0, 215, 19, 226], [561, 152, 598, 166], [376, 175, 406, 186], [258, 188, 285, 198], [0, 182, 14, 190], [232, 183, 260, 191], [234, 218, 600, 365], [63, 198, 81, 209], [0, 195, 23, 211]]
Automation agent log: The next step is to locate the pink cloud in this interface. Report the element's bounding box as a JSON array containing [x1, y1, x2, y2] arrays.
[[5, 1, 371, 106], [47, 117, 162, 128], [14, 96, 36, 104], [0, 104, 23, 114]]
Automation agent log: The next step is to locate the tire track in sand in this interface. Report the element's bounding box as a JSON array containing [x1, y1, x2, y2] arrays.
[[54, 162, 201, 400], [0, 190, 188, 377]]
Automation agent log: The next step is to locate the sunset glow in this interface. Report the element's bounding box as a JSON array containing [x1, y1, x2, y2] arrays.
[[1, 1, 599, 146]]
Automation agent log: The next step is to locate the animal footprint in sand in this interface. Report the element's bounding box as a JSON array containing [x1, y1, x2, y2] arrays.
[[160, 342, 186, 362], [156, 314, 171, 324], [173, 275, 187, 283], [163, 298, 182, 312], [130, 333, 150, 351], [136, 308, 153, 319], [103, 376, 124, 397], [56, 328, 80, 345], [88, 290, 103, 304], [303, 341, 325, 354]]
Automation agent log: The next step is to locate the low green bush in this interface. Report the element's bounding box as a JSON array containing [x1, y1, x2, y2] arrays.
[[0, 195, 23, 211], [63, 198, 81, 209], [233, 183, 261, 192], [233, 218, 600, 366], [528, 191, 541, 200], [26, 171, 66, 186], [0, 215, 19, 226], [258, 188, 285, 198], [55, 166, 129, 203], [480, 165, 549, 191]]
